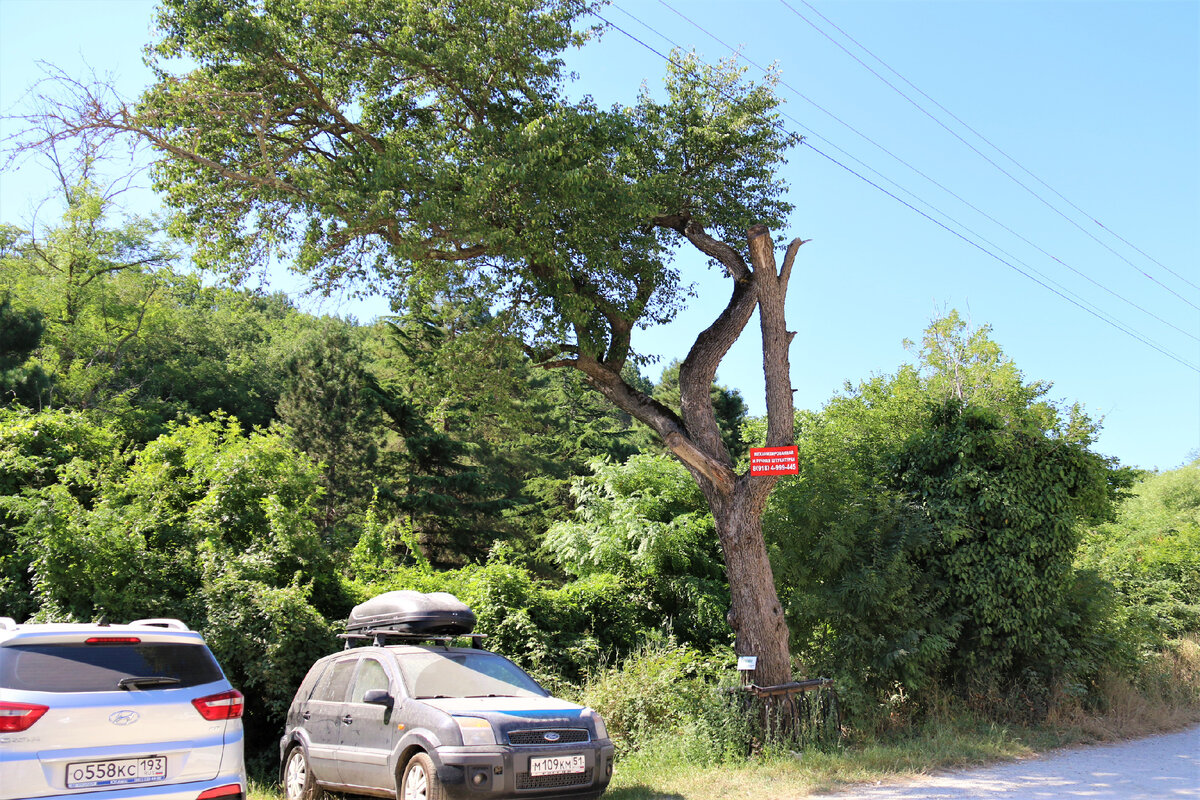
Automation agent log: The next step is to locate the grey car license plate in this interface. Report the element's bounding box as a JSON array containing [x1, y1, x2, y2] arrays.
[[66, 756, 167, 788], [529, 754, 585, 776]]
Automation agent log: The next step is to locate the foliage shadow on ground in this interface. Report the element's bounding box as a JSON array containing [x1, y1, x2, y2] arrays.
[[605, 788, 686, 800]]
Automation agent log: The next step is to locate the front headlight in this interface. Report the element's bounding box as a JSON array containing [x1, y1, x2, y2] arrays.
[[583, 708, 609, 740], [453, 716, 496, 746]]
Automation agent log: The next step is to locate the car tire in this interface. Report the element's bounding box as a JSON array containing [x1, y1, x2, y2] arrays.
[[401, 752, 444, 800], [282, 745, 325, 800]]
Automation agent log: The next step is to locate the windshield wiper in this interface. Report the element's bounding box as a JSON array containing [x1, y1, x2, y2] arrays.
[[118, 676, 181, 690]]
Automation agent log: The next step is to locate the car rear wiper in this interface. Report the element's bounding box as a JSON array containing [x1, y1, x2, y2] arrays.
[[118, 676, 182, 690]]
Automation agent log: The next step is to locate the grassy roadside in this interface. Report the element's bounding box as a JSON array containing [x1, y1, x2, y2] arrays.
[[247, 639, 1200, 800], [247, 715, 1199, 800]]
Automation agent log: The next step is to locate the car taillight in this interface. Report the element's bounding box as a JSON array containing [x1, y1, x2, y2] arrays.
[[0, 701, 49, 732], [196, 784, 243, 800], [85, 636, 141, 644], [191, 689, 244, 720]]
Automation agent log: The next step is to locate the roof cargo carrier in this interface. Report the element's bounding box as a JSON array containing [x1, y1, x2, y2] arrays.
[[346, 590, 476, 637]]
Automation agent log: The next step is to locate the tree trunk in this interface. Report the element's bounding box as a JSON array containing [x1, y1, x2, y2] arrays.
[[710, 483, 792, 688], [571, 223, 804, 689]]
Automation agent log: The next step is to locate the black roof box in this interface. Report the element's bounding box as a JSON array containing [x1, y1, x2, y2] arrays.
[[347, 590, 476, 636]]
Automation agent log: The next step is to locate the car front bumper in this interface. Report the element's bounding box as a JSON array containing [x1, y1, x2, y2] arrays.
[[433, 741, 615, 798]]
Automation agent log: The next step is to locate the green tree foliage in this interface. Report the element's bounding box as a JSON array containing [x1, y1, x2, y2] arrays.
[[0, 179, 311, 440], [896, 401, 1112, 693], [763, 313, 1119, 719], [0, 182, 173, 417], [371, 376, 515, 566], [356, 559, 643, 685], [545, 454, 731, 650], [29, 0, 804, 685], [0, 407, 118, 621], [1, 411, 342, 748], [277, 317, 381, 544], [0, 293, 52, 407], [1078, 461, 1200, 644]]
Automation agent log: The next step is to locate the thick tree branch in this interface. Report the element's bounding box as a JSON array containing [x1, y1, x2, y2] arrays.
[[747, 225, 799, 510], [566, 355, 736, 496]]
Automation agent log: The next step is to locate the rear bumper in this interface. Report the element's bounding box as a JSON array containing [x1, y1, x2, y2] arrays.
[[0, 774, 247, 800]]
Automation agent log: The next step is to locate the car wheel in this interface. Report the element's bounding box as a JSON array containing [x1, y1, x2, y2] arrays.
[[283, 746, 325, 800], [401, 752, 444, 800]]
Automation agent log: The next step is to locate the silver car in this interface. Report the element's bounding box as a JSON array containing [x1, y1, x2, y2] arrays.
[[280, 644, 614, 800], [0, 617, 247, 800]]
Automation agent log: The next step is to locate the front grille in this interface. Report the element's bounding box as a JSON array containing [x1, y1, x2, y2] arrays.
[[515, 767, 593, 790], [507, 728, 590, 745]]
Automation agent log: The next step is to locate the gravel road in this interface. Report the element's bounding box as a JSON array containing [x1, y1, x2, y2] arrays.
[[806, 725, 1199, 799]]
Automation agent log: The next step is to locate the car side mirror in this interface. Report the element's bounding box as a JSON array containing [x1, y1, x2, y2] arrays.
[[362, 689, 394, 709]]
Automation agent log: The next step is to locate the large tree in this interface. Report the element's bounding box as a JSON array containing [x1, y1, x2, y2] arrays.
[[15, 0, 804, 685]]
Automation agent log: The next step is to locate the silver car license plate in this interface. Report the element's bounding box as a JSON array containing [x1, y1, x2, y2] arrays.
[[66, 756, 167, 788], [529, 754, 586, 776]]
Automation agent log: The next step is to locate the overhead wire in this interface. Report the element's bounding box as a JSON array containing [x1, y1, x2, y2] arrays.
[[789, 0, 1200, 297], [778, 0, 1200, 310], [592, 4, 1200, 373], [646, 0, 1200, 342]]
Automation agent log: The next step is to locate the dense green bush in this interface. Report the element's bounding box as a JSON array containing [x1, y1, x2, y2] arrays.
[[0, 411, 347, 750], [895, 402, 1112, 697], [1077, 462, 1200, 646], [577, 640, 750, 763], [354, 559, 653, 686], [544, 454, 732, 651], [762, 315, 1123, 725]]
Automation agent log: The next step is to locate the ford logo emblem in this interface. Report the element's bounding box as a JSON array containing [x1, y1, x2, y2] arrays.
[[543, 732, 560, 742], [109, 710, 140, 726]]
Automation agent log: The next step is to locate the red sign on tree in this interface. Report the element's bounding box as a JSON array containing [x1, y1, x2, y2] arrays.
[[749, 446, 799, 476]]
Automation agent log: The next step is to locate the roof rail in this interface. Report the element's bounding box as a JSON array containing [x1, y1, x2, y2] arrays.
[[0, 617, 17, 631], [129, 618, 190, 631], [338, 629, 488, 650]]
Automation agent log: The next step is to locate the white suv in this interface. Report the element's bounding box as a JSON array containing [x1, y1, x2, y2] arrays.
[[0, 617, 247, 800]]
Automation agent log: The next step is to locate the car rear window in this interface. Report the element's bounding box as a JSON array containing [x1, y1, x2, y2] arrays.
[[0, 642, 224, 692]]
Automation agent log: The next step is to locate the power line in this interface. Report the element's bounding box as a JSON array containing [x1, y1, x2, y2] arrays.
[[643, 0, 1199, 342], [780, 0, 1200, 303], [592, 6, 1200, 373]]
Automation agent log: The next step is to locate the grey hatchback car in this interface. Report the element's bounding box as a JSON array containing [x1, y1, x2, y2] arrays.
[[279, 594, 613, 800]]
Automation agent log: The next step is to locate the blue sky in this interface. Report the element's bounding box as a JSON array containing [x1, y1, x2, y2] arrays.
[[1, 0, 1197, 472]]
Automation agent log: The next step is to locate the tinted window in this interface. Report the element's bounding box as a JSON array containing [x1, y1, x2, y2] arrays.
[[397, 652, 546, 699], [349, 658, 390, 703], [0, 643, 223, 692], [312, 658, 356, 702]]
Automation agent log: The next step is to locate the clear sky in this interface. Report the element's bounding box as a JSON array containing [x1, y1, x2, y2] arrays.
[[1, 0, 1197, 472]]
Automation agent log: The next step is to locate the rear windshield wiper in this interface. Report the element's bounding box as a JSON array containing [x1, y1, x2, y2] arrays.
[[118, 676, 181, 690]]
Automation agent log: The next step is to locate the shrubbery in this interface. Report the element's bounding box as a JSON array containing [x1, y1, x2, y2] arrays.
[[1077, 462, 1200, 649], [577, 640, 752, 764]]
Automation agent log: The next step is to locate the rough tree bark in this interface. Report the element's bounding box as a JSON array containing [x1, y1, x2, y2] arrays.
[[574, 222, 804, 688]]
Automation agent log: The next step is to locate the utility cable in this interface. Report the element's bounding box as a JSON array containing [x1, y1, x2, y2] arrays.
[[641, 0, 1199, 341], [592, 7, 1200, 373], [781, 0, 1200, 301]]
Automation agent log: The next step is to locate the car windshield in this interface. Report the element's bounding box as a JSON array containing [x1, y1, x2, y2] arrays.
[[0, 643, 223, 692], [397, 651, 547, 699]]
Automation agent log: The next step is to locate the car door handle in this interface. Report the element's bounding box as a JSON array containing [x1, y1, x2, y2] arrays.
[[342, 714, 353, 725], [302, 711, 310, 721]]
